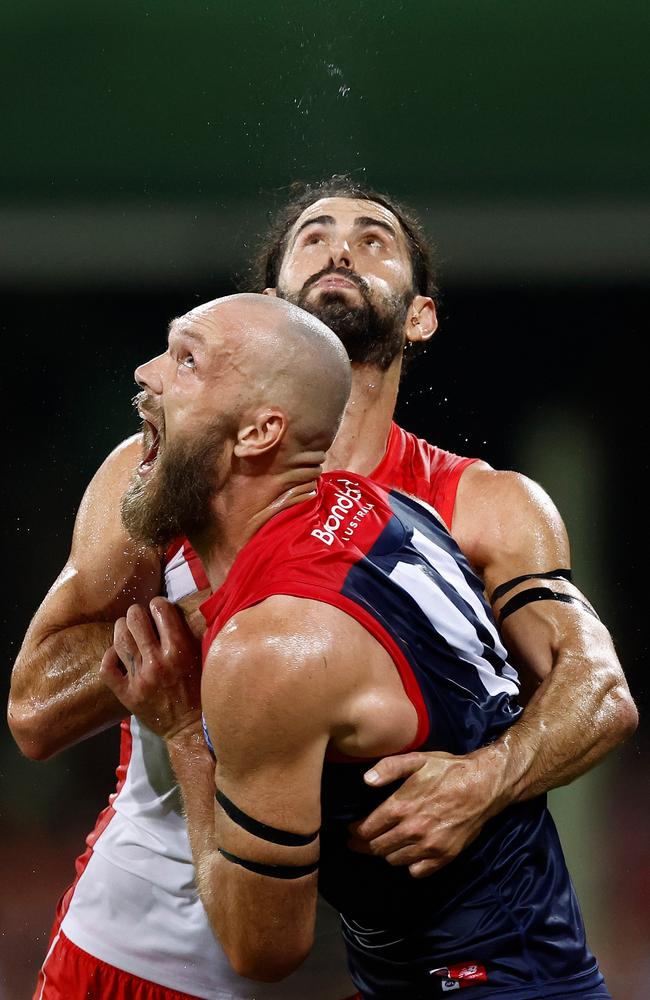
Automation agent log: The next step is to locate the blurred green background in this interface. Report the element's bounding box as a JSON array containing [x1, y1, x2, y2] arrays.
[[1, 2, 648, 998]]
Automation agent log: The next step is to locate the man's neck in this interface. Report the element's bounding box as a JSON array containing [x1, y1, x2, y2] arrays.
[[324, 359, 400, 475], [191, 472, 322, 592]]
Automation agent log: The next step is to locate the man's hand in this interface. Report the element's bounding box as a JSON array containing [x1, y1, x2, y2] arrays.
[[349, 747, 505, 878], [100, 596, 202, 741]]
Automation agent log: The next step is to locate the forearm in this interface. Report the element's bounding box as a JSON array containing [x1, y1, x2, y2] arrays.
[[166, 728, 316, 981], [8, 622, 125, 759], [485, 642, 638, 810], [166, 727, 218, 865]]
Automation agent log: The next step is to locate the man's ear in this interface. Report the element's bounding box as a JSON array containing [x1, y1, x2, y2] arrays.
[[233, 410, 286, 458], [263, 287, 278, 297], [405, 296, 438, 345]]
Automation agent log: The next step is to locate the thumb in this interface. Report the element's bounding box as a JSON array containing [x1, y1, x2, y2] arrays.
[[364, 752, 427, 788]]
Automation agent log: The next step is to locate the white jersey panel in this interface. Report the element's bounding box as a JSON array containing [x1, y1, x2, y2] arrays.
[[62, 716, 353, 997], [165, 542, 200, 603], [391, 527, 519, 697]]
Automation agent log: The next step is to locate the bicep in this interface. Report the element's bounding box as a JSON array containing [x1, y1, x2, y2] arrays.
[[201, 627, 331, 872], [495, 588, 608, 699], [456, 467, 588, 689]]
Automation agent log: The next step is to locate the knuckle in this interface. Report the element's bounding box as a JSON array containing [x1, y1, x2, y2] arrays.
[[391, 800, 409, 822], [409, 819, 428, 841]]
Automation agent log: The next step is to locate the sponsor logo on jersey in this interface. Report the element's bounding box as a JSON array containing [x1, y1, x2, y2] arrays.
[[311, 478, 374, 546], [430, 962, 487, 991]]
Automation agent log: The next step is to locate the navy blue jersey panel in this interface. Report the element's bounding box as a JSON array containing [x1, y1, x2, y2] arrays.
[[318, 489, 603, 997], [339, 502, 521, 754]]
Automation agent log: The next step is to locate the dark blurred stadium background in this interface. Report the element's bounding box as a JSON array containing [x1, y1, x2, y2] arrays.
[[1, 3, 648, 997]]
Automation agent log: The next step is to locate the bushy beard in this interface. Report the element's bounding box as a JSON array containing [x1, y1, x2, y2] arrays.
[[121, 418, 232, 549], [278, 267, 412, 371]]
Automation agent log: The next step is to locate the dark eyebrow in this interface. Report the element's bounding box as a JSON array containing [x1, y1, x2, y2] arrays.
[[354, 216, 397, 238], [292, 214, 336, 243], [292, 213, 397, 245]]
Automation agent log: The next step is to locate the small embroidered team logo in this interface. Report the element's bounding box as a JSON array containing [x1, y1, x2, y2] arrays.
[[430, 962, 487, 992]]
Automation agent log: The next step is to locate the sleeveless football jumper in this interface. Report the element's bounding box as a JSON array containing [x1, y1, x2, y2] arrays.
[[201, 472, 608, 1000]]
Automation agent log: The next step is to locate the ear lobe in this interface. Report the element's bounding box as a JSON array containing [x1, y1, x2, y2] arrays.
[[405, 296, 438, 344], [263, 287, 278, 298], [233, 411, 286, 458]]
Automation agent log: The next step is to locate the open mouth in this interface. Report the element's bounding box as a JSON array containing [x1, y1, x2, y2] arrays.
[[139, 418, 161, 476]]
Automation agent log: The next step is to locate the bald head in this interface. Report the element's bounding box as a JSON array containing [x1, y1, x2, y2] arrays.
[[124, 293, 353, 551], [173, 292, 352, 452]]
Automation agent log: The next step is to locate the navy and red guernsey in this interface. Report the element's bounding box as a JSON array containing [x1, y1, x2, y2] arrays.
[[164, 421, 477, 596], [201, 473, 609, 1000]]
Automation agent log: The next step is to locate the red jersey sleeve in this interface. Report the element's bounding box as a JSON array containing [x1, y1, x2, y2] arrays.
[[370, 422, 478, 529]]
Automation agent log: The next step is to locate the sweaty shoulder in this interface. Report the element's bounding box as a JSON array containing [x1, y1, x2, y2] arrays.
[[94, 432, 142, 484], [70, 433, 143, 549], [371, 422, 478, 529], [203, 596, 357, 738], [451, 463, 570, 593]]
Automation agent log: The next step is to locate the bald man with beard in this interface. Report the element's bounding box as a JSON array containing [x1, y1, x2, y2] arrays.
[[101, 292, 613, 999]]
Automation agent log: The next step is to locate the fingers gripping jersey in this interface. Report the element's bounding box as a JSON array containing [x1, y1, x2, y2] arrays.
[[54, 426, 474, 998], [201, 474, 606, 1000]]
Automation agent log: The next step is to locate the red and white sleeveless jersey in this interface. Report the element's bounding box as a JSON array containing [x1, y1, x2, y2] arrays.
[[58, 424, 476, 997]]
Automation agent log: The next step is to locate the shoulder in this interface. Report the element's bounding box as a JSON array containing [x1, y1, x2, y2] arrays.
[[452, 464, 569, 588], [71, 433, 145, 545], [82, 433, 142, 500], [456, 462, 564, 524], [203, 596, 358, 730]]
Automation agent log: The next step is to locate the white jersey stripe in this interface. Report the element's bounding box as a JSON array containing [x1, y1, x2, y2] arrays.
[[390, 528, 519, 697], [164, 543, 198, 602]]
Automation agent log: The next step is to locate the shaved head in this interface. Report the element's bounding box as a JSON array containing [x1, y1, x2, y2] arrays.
[[174, 292, 352, 451], [122, 293, 352, 548]]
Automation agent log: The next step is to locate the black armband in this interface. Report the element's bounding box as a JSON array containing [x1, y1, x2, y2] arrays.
[[218, 848, 319, 879], [490, 568, 572, 604], [215, 787, 320, 847], [498, 587, 599, 625]]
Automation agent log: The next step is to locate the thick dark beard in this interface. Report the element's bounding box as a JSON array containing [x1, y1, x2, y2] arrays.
[[278, 269, 412, 371], [121, 419, 231, 549]]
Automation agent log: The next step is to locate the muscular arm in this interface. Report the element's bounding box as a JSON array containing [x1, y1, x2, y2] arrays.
[[458, 465, 637, 787], [101, 596, 349, 982], [353, 465, 638, 874], [183, 612, 329, 982], [7, 435, 162, 759]]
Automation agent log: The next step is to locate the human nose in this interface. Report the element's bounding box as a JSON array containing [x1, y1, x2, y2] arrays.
[[134, 353, 164, 394], [329, 238, 353, 270]]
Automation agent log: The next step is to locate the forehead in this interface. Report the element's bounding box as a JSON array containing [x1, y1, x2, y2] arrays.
[[290, 197, 408, 245], [169, 309, 231, 357]]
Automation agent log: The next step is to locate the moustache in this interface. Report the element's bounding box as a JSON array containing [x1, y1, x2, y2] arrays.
[[132, 390, 165, 431], [301, 266, 370, 297]]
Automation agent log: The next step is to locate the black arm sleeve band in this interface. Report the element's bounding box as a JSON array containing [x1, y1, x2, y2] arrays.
[[490, 568, 572, 603], [215, 787, 320, 847], [498, 587, 599, 624], [218, 848, 319, 879]]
